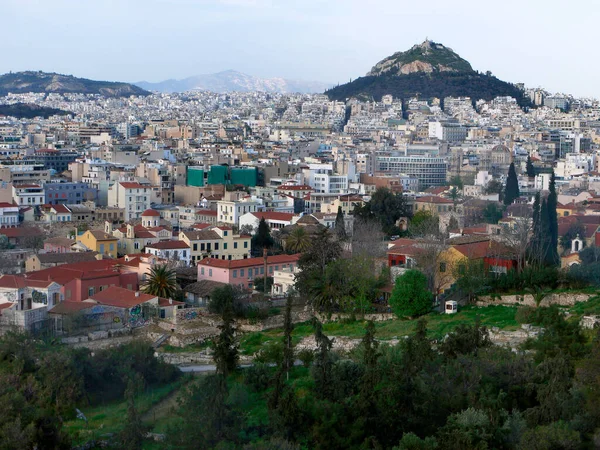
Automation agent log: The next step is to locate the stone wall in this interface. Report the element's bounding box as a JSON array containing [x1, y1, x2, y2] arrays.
[[476, 292, 594, 307]]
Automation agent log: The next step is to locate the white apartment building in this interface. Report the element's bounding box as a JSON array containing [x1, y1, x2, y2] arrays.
[[217, 198, 260, 227], [12, 184, 45, 207], [107, 181, 153, 221], [0, 203, 19, 226]]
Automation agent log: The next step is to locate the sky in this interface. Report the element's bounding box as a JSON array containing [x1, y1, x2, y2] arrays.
[[4, 0, 599, 98]]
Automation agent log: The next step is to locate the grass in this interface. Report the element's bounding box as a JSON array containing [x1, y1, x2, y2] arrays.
[[63, 378, 189, 446], [239, 305, 520, 354], [569, 295, 600, 317]]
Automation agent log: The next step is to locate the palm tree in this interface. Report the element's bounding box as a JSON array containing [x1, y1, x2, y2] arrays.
[[285, 227, 311, 253], [142, 264, 178, 299]]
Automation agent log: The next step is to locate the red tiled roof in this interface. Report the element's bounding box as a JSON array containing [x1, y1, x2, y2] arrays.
[[141, 209, 160, 217], [251, 211, 295, 222], [192, 223, 212, 230], [158, 297, 185, 307], [52, 204, 71, 214], [452, 240, 490, 259], [416, 195, 454, 204], [146, 240, 190, 250], [0, 202, 17, 208], [196, 209, 217, 216], [0, 275, 26, 289], [198, 253, 300, 269], [119, 182, 146, 189], [90, 286, 156, 308], [49, 301, 97, 315]]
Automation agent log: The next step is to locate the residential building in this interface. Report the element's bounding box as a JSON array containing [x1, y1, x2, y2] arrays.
[[180, 226, 251, 263], [77, 230, 118, 258], [238, 211, 295, 231], [0, 202, 19, 226], [107, 181, 153, 221], [197, 253, 301, 289], [12, 184, 45, 207], [145, 240, 190, 265]]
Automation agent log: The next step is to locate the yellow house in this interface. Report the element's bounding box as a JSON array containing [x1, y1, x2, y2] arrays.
[[77, 230, 118, 258]]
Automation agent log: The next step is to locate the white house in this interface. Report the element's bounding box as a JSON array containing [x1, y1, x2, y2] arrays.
[[238, 211, 296, 231], [107, 181, 153, 221], [145, 241, 191, 265]]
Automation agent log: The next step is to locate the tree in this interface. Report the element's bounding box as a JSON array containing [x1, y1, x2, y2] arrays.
[[559, 221, 585, 253], [410, 210, 440, 238], [389, 270, 432, 318], [0, 235, 12, 250], [450, 175, 464, 189], [281, 295, 294, 379], [440, 317, 491, 358], [119, 378, 148, 450], [285, 227, 311, 253], [447, 215, 459, 232], [295, 228, 342, 305], [485, 179, 503, 197], [449, 186, 460, 210], [252, 217, 274, 255], [253, 276, 274, 293], [141, 264, 179, 299], [526, 155, 536, 178], [213, 295, 238, 376], [355, 187, 411, 235], [311, 319, 333, 400], [503, 162, 520, 206], [546, 171, 559, 266], [482, 203, 503, 224], [453, 259, 488, 303], [351, 218, 386, 259], [334, 206, 347, 240]]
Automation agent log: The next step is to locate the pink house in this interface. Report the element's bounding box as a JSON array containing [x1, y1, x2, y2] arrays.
[[197, 254, 300, 289]]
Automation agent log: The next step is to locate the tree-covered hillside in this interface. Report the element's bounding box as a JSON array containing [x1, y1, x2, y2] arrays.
[[0, 103, 70, 119]]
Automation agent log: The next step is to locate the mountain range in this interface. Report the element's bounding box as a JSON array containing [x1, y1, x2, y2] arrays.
[[135, 70, 332, 94], [0, 71, 149, 97], [326, 40, 531, 107]]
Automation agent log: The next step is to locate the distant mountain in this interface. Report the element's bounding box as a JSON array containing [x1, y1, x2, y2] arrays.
[[0, 71, 149, 97], [136, 70, 332, 94], [326, 40, 531, 107], [0, 103, 70, 119]]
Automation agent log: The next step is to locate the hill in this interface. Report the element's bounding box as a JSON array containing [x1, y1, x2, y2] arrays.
[[326, 40, 531, 107], [0, 71, 149, 97], [136, 70, 331, 94], [0, 103, 70, 119]]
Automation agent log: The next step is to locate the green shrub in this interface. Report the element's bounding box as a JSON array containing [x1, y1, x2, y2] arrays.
[[243, 363, 272, 392], [297, 349, 314, 368]]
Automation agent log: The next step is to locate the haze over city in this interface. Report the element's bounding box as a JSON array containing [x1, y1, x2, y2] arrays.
[[4, 0, 599, 97]]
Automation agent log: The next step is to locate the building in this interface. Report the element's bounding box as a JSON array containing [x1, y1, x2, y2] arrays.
[[107, 181, 153, 221], [180, 226, 251, 263], [0, 202, 19, 226], [145, 240, 190, 265], [24, 149, 79, 173], [39, 204, 72, 222], [76, 230, 119, 258], [271, 266, 298, 297], [238, 211, 295, 231], [12, 184, 45, 207], [217, 198, 260, 227], [25, 251, 100, 272], [44, 181, 97, 205], [414, 195, 455, 215], [197, 254, 301, 289], [376, 155, 447, 190]]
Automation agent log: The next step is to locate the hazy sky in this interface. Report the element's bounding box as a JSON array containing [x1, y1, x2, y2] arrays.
[[4, 0, 599, 97]]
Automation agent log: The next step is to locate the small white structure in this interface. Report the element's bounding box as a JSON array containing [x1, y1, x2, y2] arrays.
[[445, 300, 458, 314]]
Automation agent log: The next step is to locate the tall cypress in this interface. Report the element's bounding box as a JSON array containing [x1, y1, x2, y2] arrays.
[[526, 156, 536, 178], [503, 162, 520, 205], [334, 205, 346, 240], [540, 198, 553, 266], [547, 171, 559, 266]]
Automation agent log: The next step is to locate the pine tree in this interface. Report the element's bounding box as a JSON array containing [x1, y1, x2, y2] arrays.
[[503, 162, 520, 205], [334, 206, 346, 240], [547, 171, 559, 266], [526, 155, 536, 178], [540, 198, 554, 266], [213, 297, 238, 376]]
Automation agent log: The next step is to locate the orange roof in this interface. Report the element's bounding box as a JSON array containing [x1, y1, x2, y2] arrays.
[[416, 195, 453, 204], [146, 241, 190, 250], [90, 286, 156, 308], [198, 253, 300, 269], [119, 182, 146, 189], [141, 209, 160, 217]]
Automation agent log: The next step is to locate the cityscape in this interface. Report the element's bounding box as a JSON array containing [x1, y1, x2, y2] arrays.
[[2, 2, 600, 448]]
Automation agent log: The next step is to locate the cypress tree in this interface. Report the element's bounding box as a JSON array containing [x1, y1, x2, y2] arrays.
[[529, 192, 542, 266], [540, 198, 553, 266], [503, 162, 520, 205], [213, 296, 238, 376], [311, 318, 333, 400], [334, 205, 346, 240], [281, 295, 294, 380], [526, 156, 536, 178], [547, 171, 559, 266], [252, 217, 273, 255]]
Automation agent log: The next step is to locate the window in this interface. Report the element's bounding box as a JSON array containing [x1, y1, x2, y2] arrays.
[[224, 243, 228, 250], [109, 243, 114, 251], [244, 241, 248, 249], [439, 262, 446, 273], [215, 243, 219, 250], [224, 231, 228, 236], [183, 251, 187, 257], [240, 269, 245, 277], [201, 243, 205, 251], [234, 242, 238, 249], [193, 244, 198, 251], [233, 270, 237, 278], [260, 267, 264, 275], [201, 267, 205, 275], [209, 269, 212, 277], [88, 287, 95, 297]]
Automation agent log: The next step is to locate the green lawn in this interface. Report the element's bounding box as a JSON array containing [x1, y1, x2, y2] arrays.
[[239, 305, 520, 355], [63, 379, 189, 447]]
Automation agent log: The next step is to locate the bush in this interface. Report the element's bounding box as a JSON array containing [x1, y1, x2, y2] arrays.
[[243, 363, 272, 392], [254, 341, 283, 364], [389, 270, 432, 318], [297, 349, 314, 368]]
